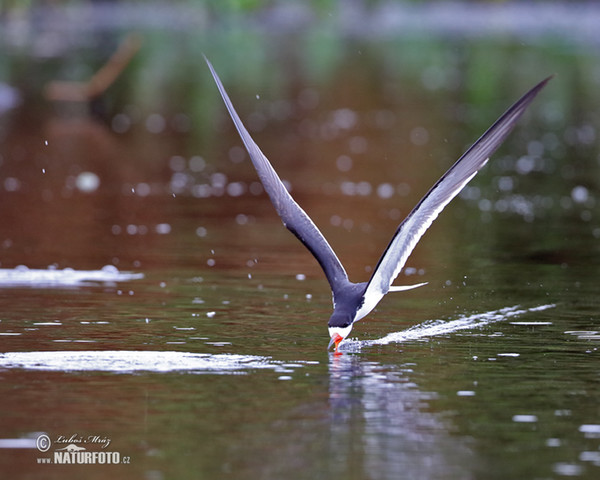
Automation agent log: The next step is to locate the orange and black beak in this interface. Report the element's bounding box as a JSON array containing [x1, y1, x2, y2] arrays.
[[327, 333, 344, 353]]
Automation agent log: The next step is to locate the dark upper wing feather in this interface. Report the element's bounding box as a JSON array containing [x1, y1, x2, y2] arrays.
[[363, 76, 552, 300], [205, 57, 349, 295]]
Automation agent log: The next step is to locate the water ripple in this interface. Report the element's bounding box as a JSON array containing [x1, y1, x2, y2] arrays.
[[0, 265, 143, 288], [0, 350, 317, 375]]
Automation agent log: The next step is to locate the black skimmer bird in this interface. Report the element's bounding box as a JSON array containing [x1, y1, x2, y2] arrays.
[[206, 56, 551, 353]]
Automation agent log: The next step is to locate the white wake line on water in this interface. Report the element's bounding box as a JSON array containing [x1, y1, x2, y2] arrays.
[[0, 265, 143, 287], [0, 350, 317, 375], [349, 304, 556, 348]]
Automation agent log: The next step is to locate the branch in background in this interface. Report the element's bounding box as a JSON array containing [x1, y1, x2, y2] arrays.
[[44, 33, 142, 102]]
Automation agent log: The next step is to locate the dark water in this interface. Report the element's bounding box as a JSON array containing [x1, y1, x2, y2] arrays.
[[1, 3, 600, 479]]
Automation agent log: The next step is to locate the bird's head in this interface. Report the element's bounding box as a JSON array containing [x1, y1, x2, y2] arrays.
[[327, 312, 354, 353]]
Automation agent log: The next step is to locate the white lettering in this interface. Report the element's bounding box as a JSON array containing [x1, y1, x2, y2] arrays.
[[53, 451, 120, 464]]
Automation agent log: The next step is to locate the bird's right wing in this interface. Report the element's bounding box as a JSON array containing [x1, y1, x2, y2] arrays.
[[363, 76, 552, 302], [205, 57, 349, 295]]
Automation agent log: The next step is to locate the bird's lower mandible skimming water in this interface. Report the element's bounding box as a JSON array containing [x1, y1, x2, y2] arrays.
[[205, 56, 551, 353]]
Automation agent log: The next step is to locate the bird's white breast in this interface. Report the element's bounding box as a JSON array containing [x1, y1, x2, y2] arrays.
[[354, 290, 385, 322]]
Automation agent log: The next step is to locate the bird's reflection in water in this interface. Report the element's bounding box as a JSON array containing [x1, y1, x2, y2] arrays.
[[328, 353, 476, 480]]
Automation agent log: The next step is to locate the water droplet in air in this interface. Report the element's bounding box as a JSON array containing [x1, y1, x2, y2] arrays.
[[75, 172, 100, 193]]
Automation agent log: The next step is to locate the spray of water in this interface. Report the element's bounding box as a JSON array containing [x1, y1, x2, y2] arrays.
[[343, 304, 556, 349]]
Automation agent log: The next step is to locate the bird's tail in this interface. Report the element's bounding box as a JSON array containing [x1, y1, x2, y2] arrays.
[[388, 282, 428, 292]]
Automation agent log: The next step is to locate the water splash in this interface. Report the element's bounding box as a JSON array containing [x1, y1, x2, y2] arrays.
[[345, 304, 555, 349], [0, 350, 317, 375]]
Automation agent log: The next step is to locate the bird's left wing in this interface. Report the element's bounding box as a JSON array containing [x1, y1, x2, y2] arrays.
[[205, 57, 350, 296], [363, 76, 552, 301]]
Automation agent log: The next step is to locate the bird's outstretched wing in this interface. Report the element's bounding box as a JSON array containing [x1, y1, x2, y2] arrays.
[[363, 76, 552, 301], [205, 57, 350, 295]]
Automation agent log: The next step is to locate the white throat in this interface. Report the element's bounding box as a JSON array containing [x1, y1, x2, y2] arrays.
[[328, 324, 353, 341]]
